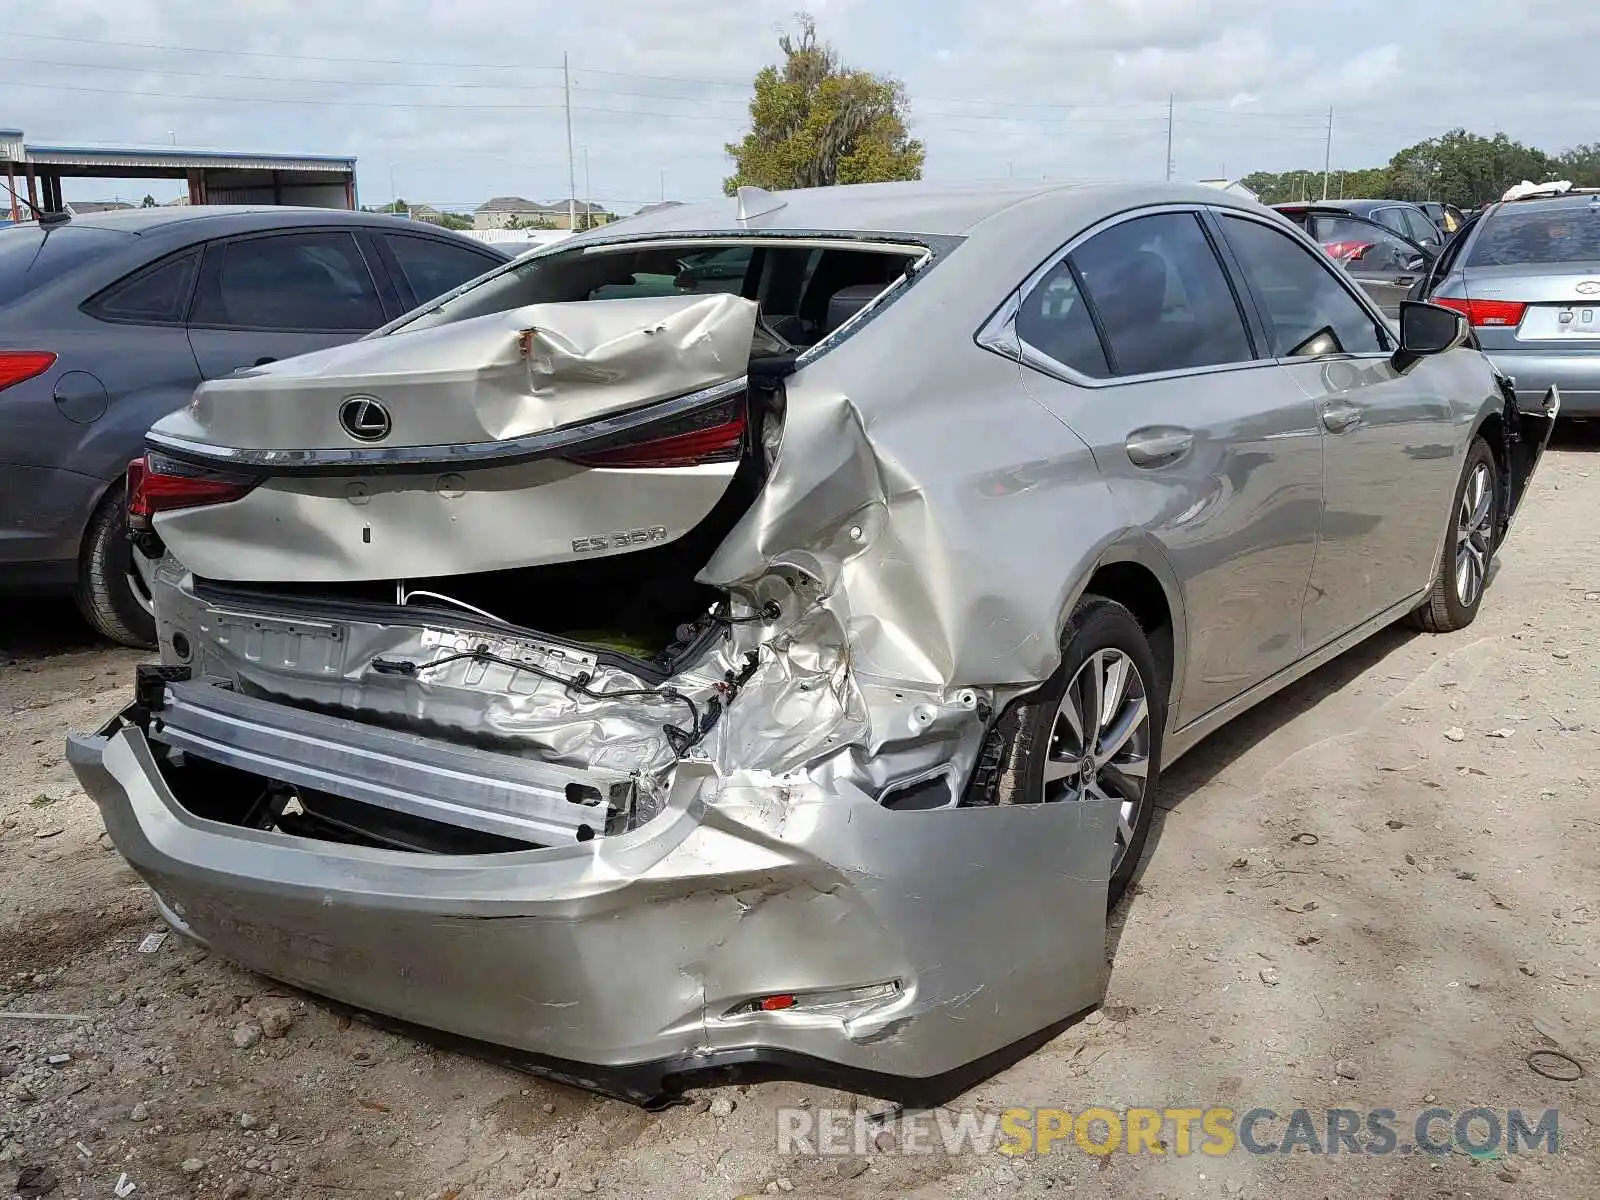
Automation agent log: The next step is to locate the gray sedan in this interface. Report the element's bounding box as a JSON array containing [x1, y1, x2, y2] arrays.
[[1420, 190, 1600, 415], [0, 207, 508, 647], [69, 181, 1556, 1107]]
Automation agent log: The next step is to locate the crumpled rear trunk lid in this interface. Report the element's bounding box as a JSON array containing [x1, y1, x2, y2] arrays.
[[155, 292, 757, 452], [142, 294, 760, 583]]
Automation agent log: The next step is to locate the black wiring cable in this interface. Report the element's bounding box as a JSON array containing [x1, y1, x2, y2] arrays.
[[710, 600, 782, 625]]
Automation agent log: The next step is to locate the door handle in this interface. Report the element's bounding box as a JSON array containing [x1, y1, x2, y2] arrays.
[[1321, 402, 1362, 433], [1396, 274, 1416, 286], [1125, 427, 1195, 467]]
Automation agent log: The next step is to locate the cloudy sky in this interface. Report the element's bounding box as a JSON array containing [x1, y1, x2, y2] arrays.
[[3, 0, 1596, 212]]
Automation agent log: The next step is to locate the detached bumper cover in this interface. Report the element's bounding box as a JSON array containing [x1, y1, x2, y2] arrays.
[[68, 712, 1114, 1107]]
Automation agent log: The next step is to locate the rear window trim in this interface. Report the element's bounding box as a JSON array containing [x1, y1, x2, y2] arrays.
[[375, 229, 956, 340]]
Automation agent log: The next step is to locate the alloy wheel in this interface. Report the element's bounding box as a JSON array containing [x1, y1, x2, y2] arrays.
[[1042, 648, 1152, 873], [1455, 462, 1494, 608]]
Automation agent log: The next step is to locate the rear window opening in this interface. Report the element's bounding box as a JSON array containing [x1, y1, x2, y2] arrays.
[[391, 236, 926, 357]]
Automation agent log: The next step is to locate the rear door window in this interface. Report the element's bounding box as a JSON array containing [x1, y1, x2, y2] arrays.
[[1401, 209, 1438, 246], [1067, 212, 1255, 377], [85, 250, 200, 323], [1372, 208, 1408, 236], [1217, 215, 1387, 356], [191, 231, 385, 331], [381, 234, 501, 306], [1467, 207, 1600, 266]]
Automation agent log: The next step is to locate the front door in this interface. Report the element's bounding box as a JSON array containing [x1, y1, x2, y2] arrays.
[[999, 208, 1326, 727], [1213, 211, 1457, 650], [185, 229, 389, 380]]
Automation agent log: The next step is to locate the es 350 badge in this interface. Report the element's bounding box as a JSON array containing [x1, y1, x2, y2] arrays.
[[572, 526, 669, 554]]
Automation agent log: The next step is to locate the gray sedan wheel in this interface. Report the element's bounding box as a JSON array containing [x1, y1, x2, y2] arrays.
[[74, 483, 158, 650], [1413, 437, 1498, 634], [972, 594, 1165, 907]]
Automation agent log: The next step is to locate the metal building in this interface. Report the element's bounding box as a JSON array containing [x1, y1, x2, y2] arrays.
[[1, 128, 357, 220]]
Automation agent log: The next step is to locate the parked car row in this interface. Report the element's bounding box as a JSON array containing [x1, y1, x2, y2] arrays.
[[64, 179, 1559, 1109], [0, 207, 511, 646], [1275, 188, 1600, 416]]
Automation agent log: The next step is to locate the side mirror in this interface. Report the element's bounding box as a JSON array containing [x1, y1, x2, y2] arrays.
[[1394, 301, 1467, 370]]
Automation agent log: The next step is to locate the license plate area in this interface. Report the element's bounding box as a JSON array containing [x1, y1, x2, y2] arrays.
[[1524, 304, 1600, 339], [208, 609, 347, 675]]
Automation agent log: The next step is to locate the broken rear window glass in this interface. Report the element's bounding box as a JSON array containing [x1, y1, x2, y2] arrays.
[[392, 239, 918, 350], [1468, 207, 1600, 266]]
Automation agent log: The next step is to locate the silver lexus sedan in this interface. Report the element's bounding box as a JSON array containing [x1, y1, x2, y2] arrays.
[[69, 181, 1557, 1108]]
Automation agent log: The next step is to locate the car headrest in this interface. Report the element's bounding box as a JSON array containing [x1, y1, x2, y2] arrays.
[[823, 284, 884, 335]]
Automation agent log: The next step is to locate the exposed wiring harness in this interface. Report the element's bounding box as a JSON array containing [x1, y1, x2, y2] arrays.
[[710, 599, 782, 625], [370, 646, 705, 756]]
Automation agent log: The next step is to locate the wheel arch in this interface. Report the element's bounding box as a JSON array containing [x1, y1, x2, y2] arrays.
[[1069, 537, 1188, 729]]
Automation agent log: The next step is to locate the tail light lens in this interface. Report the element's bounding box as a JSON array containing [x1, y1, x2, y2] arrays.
[[567, 392, 747, 469], [127, 453, 260, 526], [1431, 297, 1527, 328], [0, 351, 57, 393], [1323, 240, 1373, 263]]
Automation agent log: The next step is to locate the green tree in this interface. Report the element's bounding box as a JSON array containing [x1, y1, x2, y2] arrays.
[[140, 194, 157, 208], [1388, 130, 1553, 208], [1557, 143, 1600, 188], [723, 14, 923, 194]]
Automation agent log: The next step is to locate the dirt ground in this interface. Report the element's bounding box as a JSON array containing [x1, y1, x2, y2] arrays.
[[2, 440, 1597, 1200]]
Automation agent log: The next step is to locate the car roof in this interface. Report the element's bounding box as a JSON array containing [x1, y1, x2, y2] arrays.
[[581, 179, 1272, 243], [1488, 191, 1600, 216], [39, 205, 482, 239]]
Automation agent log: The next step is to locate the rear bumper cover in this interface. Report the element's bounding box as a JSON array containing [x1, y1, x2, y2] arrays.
[[1486, 349, 1600, 415], [68, 704, 1114, 1107]]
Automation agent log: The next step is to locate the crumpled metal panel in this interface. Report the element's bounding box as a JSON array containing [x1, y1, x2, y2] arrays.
[[702, 270, 1120, 690], [154, 293, 758, 451]]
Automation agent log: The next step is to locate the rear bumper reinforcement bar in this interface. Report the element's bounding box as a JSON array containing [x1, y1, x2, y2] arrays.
[[151, 678, 633, 844]]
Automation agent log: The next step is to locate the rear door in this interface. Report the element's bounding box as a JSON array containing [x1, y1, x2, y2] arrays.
[[1213, 210, 1457, 649], [185, 229, 389, 380], [997, 207, 1326, 726]]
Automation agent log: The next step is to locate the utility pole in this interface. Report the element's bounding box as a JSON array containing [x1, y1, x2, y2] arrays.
[[1165, 94, 1174, 181], [582, 145, 591, 230], [1321, 106, 1334, 200], [563, 51, 577, 233], [659, 169, 666, 202]]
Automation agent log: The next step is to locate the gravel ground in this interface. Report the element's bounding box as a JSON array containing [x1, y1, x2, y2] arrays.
[[2, 441, 1597, 1200]]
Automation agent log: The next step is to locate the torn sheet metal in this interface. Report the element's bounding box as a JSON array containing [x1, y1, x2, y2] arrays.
[[153, 293, 758, 452], [701, 270, 1117, 690]]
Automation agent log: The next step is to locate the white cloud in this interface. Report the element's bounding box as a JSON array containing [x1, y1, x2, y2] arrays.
[[0, 0, 1594, 210]]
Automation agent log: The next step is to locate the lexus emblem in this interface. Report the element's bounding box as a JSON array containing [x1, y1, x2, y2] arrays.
[[1576, 281, 1600, 295], [339, 395, 391, 442]]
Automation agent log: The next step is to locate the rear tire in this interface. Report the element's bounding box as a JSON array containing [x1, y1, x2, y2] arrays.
[[74, 483, 157, 649], [1412, 437, 1498, 634], [979, 595, 1165, 908]]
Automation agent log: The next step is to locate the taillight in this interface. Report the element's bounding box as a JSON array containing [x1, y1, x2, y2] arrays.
[[568, 394, 747, 469], [0, 351, 57, 393], [1323, 240, 1373, 262], [1432, 297, 1527, 328], [127, 452, 259, 525]]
